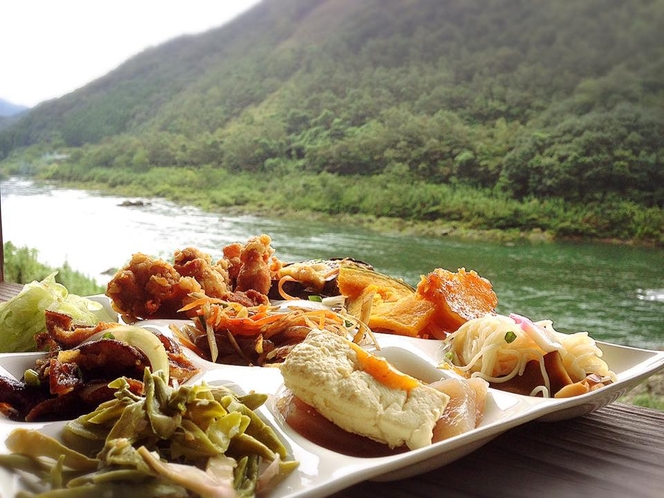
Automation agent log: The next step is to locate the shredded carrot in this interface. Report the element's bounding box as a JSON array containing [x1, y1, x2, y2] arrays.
[[178, 296, 225, 313], [257, 312, 284, 323], [222, 314, 284, 334], [254, 303, 272, 315], [177, 295, 375, 365], [214, 305, 223, 327], [169, 324, 207, 359], [206, 305, 220, 327]]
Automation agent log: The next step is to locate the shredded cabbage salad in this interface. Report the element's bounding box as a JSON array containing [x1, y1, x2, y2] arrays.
[[0, 272, 115, 353]]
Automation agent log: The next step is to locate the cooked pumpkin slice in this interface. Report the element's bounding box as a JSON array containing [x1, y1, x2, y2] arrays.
[[418, 268, 497, 339], [369, 294, 435, 337], [338, 262, 414, 304], [339, 263, 497, 340]]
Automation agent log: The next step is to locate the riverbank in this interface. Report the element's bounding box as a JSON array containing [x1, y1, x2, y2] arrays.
[[36, 175, 664, 248], [135, 200, 664, 249], [29, 165, 664, 247], [197, 202, 559, 244]]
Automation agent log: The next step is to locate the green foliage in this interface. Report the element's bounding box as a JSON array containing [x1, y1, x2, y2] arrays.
[[628, 393, 664, 411], [500, 103, 664, 206], [3, 242, 104, 296]]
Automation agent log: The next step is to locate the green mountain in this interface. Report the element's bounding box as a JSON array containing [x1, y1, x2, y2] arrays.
[[1, 0, 663, 212]]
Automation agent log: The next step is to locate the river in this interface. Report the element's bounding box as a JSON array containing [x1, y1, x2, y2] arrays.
[[1, 177, 663, 349]]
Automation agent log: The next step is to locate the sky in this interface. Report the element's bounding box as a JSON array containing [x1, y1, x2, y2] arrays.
[[1, 0, 262, 108]]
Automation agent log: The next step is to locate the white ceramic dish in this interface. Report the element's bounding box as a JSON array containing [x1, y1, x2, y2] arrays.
[[1, 315, 663, 497]]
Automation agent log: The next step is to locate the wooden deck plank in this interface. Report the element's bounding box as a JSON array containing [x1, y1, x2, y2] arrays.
[[334, 402, 664, 498], [0, 282, 23, 302]]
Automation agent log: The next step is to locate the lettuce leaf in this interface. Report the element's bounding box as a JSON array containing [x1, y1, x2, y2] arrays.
[[0, 272, 114, 353]]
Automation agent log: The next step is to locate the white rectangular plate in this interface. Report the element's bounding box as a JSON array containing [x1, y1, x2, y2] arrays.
[[1, 316, 662, 497]]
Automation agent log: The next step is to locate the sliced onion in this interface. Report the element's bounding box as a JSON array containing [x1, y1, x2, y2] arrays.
[[82, 325, 170, 383], [509, 313, 563, 353]]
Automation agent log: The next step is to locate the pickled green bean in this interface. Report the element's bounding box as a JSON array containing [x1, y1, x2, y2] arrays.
[[0, 368, 297, 497]]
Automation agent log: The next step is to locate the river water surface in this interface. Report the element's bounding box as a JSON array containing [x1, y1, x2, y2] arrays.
[[2, 177, 663, 348]]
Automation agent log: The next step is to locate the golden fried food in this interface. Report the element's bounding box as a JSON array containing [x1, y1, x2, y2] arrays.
[[173, 246, 230, 297], [222, 242, 243, 282], [235, 234, 278, 295], [106, 252, 203, 321], [106, 236, 281, 321]]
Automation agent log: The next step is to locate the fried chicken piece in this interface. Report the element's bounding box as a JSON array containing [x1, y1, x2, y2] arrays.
[[173, 247, 230, 298], [108, 237, 282, 320], [221, 234, 280, 305], [106, 252, 202, 321], [223, 242, 243, 284], [235, 234, 276, 295]]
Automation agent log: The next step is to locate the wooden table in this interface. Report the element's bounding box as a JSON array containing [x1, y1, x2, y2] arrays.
[[0, 282, 662, 498], [0, 282, 23, 302], [333, 402, 664, 498]]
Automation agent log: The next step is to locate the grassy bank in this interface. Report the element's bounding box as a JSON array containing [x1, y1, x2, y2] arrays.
[[619, 371, 664, 411], [3, 242, 104, 296], [35, 165, 664, 247]]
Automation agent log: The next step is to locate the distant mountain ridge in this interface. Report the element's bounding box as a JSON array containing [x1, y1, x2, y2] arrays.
[[0, 0, 662, 209], [0, 99, 29, 117], [0, 99, 30, 132]]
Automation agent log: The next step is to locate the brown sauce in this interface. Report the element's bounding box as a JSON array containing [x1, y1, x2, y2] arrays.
[[490, 351, 573, 396]]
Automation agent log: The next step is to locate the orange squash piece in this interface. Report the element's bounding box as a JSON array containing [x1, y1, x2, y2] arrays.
[[337, 263, 414, 302], [338, 263, 497, 340], [417, 268, 497, 339], [369, 294, 435, 337]]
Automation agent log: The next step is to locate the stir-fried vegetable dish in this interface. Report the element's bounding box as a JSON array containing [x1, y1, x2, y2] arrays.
[[0, 369, 297, 497], [173, 296, 374, 366]]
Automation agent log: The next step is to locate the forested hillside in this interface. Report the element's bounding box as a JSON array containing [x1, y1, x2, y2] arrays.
[[1, 0, 663, 242]]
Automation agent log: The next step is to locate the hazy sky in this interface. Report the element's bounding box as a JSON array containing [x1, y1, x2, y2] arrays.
[[1, 0, 262, 107]]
